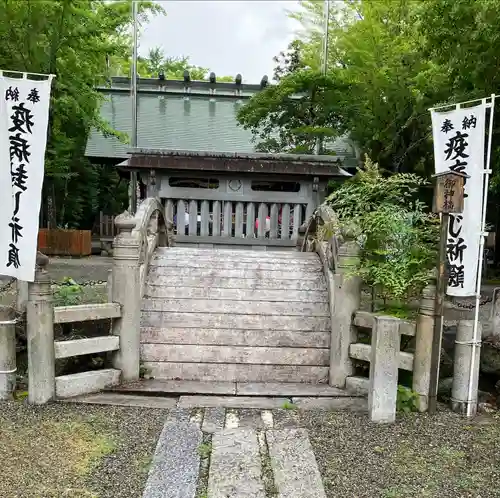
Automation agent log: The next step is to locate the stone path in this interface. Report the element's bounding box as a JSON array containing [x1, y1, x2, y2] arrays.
[[140, 406, 327, 498]]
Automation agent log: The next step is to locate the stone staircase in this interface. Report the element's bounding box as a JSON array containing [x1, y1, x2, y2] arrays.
[[140, 247, 331, 384]]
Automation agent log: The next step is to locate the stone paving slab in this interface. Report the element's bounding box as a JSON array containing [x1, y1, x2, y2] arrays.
[[208, 428, 266, 498], [178, 396, 289, 409], [267, 428, 327, 498], [292, 396, 368, 411], [142, 420, 202, 498], [201, 407, 225, 433]]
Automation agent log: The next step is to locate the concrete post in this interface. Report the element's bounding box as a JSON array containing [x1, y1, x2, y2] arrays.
[[111, 213, 141, 382], [451, 320, 481, 416], [27, 253, 55, 404], [412, 279, 436, 411], [368, 316, 400, 423], [329, 240, 361, 387], [0, 306, 16, 400]]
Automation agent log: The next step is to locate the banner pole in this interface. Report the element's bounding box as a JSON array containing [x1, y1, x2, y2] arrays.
[[466, 94, 495, 417]]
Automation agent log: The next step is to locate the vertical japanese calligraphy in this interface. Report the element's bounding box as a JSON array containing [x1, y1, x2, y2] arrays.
[[431, 103, 487, 296], [0, 74, 53, 281]]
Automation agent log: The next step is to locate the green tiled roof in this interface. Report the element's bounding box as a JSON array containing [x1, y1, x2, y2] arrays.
[[85, 76, 358, 165]]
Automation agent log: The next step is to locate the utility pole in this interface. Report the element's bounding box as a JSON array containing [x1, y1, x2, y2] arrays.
[[314, 0, 330, 155], [130, 0, 138, 215]]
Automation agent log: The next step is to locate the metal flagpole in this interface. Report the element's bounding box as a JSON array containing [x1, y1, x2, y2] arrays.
[[130, 0, 138, 215], [467, 94, 495, 417], [314, 0, 330, 155]]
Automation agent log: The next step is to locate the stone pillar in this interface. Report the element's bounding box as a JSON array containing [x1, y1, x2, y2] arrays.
[[111, 213, 141, 382], [0, 306, 16, 400], [27, 253, 55, 404], [490, 287, 500, 338], [412, 279, 436, 411], [368, 316, 400, 423], [16, 280, 28, 313], [329, 240, 361, 387], [451, 320, 481, 416]]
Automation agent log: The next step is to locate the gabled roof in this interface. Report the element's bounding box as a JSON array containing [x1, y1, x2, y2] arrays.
[[85, 76, 358, 167]]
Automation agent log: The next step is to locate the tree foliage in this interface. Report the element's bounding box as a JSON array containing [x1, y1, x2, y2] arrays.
[[113, 45, 234, 82], [239, 0, 500, 180], [0, 2, 233, 228], [0, 0, 164, 228], [326, 157, 438, 300]]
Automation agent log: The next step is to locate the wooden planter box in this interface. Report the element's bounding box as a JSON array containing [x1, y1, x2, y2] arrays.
[[38, 229, 92, 257]]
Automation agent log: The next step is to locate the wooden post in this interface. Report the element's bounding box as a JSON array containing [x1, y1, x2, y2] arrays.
[[0, 306, 16, 400], [428, 213, 449, 414], [413, 278, 436, 411], [27, 253, 55, 404]]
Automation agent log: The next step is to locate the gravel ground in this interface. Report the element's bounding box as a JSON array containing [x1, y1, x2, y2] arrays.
[[0, 401, 168, 498], [301, 409, 500, 498]]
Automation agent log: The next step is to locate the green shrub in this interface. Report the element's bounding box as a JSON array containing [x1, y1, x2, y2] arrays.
[[325, 156, 438, 301]]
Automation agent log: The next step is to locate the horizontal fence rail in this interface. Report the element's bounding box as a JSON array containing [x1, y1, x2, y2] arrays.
[[53, 303, 121, 324]]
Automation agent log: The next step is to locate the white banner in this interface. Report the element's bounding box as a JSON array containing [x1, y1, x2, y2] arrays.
[[431, 103, 486, 296], [0, 73, 53, 281]]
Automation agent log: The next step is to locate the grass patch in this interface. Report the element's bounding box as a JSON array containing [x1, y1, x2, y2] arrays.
[[282, 400, 298, 410], [0, 402, 168, 498], [197, 442, 212, 459], [0, 414, 115, 496]]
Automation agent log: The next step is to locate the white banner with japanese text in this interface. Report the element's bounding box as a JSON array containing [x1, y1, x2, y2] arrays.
[[431, 103, 486, 296], [0, 73, 53, 281]]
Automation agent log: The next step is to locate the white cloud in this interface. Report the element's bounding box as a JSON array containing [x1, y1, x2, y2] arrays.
[[139, 0, 302, 82]]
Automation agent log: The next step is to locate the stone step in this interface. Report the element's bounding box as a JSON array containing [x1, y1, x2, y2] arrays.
[[149, 259, 321, 271], [113, 380, 357, 398], [155, 247, 319, 259], [140, 344, 329, 366], [147, 275, 327, 291], [144, 285, 328, 303], [141, 362, 329, 383], [208, 428, 266, 498], [141, 312, 330, 331], [140, 327, 330, 348], [141, 298, 330, 317], [147, 266, 323, 280]]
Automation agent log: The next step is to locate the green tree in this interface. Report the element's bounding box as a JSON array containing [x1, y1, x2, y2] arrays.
[[0, 0, 163, 228], [135, 46, 235, 82]]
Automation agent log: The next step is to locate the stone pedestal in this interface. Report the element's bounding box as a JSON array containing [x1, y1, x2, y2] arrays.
[[27, 253, 55, 404], [451, 320, 481, 416], [111, 213, 141, 381], [0, 306, 16, 400]]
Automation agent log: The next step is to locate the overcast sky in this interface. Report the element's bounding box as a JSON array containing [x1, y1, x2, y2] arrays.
[[139, 0, 302, 83]]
